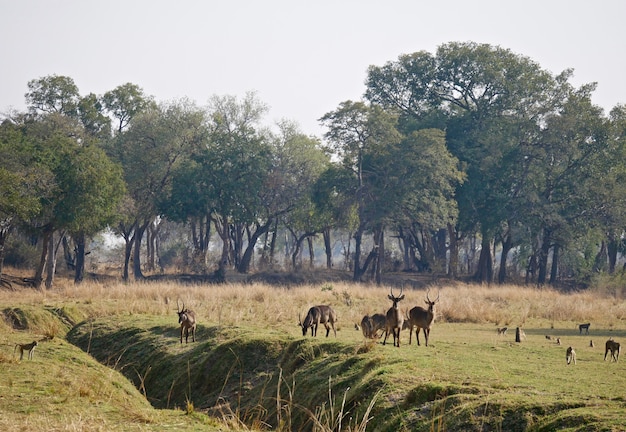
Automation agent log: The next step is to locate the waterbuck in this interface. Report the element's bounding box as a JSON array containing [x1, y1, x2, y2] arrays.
[[605, 338, 621, 362], [405, 288, 440, 346], [383, 287, 405, 347], [299, 305, 337, 337], [360, 313, 387, 339], [177, 299, 197, 344]]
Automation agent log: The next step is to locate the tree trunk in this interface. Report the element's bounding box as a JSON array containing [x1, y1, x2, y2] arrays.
[[498, 232, 513, 284], [537, 228, 552, 285], [549, 244, 559, 285], [376, 228, 384, 285], [307, 236, 315, 268], [607, 234, 618, 274], [323, 228, 332, 269], [353, 227, 364, 282], [74, 231, 86, 284], [447, 223, 459, 278], [238, 220, 272, 273], [45, 231, 63, 289], [34, 226, 53, 290], [133, 221, 149, 280], [473, 236, 493, 283]]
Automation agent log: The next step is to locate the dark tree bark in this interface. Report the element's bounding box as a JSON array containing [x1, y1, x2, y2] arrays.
[[473, 236, 493, 283], [498, 232, 513, 284], [322, 228, 332, 269], [74, 231, 86, 284]]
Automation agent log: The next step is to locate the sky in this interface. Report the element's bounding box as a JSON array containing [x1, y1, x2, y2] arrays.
[[1, 0, 625, 137]]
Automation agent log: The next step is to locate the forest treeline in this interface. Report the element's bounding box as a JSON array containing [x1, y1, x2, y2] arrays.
[[1, 41, 626, 289]]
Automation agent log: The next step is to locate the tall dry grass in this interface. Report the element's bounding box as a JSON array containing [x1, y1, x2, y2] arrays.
[[2, 277, 626, 331]]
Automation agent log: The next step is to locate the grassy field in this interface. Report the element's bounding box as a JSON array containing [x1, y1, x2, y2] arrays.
[[2, 275, 626, 431]]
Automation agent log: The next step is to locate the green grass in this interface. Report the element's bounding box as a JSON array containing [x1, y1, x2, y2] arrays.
[[2, 280, 626, 431]]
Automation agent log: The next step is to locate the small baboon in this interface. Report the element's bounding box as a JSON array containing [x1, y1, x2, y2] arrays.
[[604, 339, 621, 362], [578, 323, 590, 334], [497, 327, 508, 335], [545, 335, 552, 340], [566, 346, 576, 365], [590, 340, 595, 348], [14, 341, 38, 360], [556, 338, 561, 346]]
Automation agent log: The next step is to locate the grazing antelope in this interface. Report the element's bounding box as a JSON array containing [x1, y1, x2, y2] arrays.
[[405, 288, 440, 347], [566, 346, 576, 365], [578, 323, 590, 334], [14, 341, 38, 360], [299, 305, 337, 337], [383, 287, 405, 347], [177, 300, 197, 344], [360, 315, 373, 338], [604, 339, 621, 362]]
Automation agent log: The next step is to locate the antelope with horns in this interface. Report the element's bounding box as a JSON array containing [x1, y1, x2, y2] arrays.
[[177, 299, 197, 344], [405, 288, 440, 346], [299, 305, 337, 337], [383, 287, 405, 347]]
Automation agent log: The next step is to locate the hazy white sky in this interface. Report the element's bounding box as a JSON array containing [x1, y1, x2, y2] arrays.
[[1, 0, 625, 136]]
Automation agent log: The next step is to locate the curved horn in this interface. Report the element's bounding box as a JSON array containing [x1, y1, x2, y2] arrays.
[[426, 288, 431, 302], [177, 298, 182, 312], [435, 288, 440, 303]]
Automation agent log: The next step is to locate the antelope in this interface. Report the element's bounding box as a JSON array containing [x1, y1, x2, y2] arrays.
[[177, 300, 197, 344], [604, 338, 621, 362], [360, 315, 373, 338], [299, 305, 337, 337], [360, 313, 387, 339], [405, 288, 440, 346], [383, 287, 405, 347], [578, 323, 590, 334]]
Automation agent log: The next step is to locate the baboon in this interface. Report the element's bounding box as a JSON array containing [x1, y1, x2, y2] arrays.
[[545, 335, 552, 340], [566, 346, 576, 365], [14, 341, 38, 360], [590, 340, 595, 348], [497, 327, 508, 335], [299, 305, 337, 337], [556, 338, 561, 345], [578, 323, 590, 334], [604, 339, 621, 362]]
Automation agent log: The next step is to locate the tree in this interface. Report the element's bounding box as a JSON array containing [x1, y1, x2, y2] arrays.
[[320, 101, 404, 282], [109, 99, 207, 280], [365, 42, 559, 283], [25, 75, 80, 117], [0, 119, 53, 280], [102, 83, 155, 134]]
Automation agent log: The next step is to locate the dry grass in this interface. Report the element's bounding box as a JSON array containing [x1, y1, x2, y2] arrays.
[[3, 277, 626, 334]]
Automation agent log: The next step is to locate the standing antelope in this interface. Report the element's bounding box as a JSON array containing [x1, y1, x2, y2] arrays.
[[405, 288, 440, 346], [299, 305, 337, 337], [604, 338, 621, 362], [177, 300, 197, 344], [383, 287, 405, 347]]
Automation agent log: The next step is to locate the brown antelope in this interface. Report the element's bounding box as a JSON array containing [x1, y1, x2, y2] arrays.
[[383, 287, 405, 347], [299, 305, 337, 337], [405, 288, 440, 346], [360, 315, 374, 338], [578, 323, 590, 334], [604, 338, 621, 362], [177, 300, 197, 344]]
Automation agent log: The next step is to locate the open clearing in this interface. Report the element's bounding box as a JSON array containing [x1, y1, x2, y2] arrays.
[[1, 278, 626, 431]]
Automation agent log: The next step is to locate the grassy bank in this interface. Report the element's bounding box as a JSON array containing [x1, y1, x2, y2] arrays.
[[2, 277, 626, 430]]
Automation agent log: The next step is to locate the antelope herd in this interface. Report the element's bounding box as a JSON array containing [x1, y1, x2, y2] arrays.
[[170, 289, 622, 369]]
